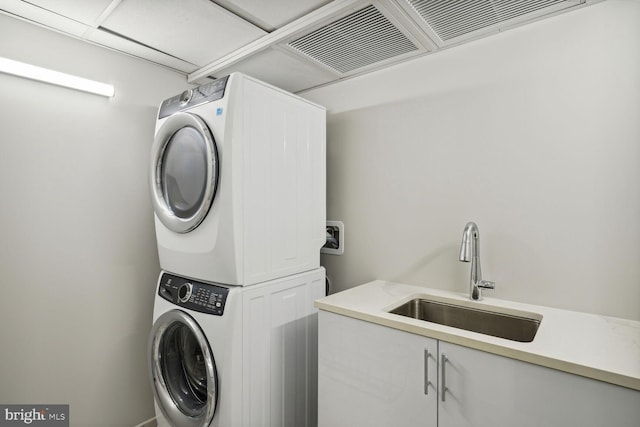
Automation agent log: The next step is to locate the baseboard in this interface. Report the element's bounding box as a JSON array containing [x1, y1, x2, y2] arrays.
[[132, 416, 156, 427]]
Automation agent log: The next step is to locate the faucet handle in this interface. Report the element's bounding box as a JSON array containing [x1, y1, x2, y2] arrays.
[[478, 280, 495, 290]]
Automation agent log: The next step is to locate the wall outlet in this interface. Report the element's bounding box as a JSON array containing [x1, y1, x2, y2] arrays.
[[321, 221, 344, 255]]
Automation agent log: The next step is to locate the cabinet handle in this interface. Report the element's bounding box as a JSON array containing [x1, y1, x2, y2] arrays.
[[424, 349, 431, 395], [441, 354, 448, 402]]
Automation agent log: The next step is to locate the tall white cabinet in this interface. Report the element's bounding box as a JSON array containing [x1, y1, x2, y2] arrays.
[[319, 311, 640, 427]]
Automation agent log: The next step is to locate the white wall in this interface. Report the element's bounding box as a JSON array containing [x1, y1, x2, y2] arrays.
[[303, 0, 640, 320], [0, 15, 188, 426]]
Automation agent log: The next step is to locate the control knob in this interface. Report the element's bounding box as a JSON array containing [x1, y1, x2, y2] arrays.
[[178, 283, 193, 303], [179, 89, 193, 105]]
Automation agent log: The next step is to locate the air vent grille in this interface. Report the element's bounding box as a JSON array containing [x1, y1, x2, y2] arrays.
[[407, 0, 570, 41], [288, 5, 419, 74]]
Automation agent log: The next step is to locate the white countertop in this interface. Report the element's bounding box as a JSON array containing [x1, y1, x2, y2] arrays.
[[315, 280, 640, 391]]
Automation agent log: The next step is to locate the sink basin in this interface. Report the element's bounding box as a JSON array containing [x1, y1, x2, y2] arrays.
[[389, 298, 541, 342]]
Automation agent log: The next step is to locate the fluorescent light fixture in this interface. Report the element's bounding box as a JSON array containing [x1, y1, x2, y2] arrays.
[[0, 57, 115, 97]]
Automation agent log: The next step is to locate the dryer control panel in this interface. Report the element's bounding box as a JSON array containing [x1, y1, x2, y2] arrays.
[[158, 75, 230, 119], [158, 273, 229, 316]]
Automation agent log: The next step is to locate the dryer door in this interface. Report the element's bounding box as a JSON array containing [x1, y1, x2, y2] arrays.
[[149, 310, 218, 427], [150, 112, 219, 233]]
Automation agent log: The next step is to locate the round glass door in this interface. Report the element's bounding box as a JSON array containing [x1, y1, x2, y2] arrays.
[[149, 310, 218, 427], [150, 112, 219, 233]]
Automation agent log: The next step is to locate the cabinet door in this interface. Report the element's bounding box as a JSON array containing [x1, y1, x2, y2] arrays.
[[438, 341, 640, 427], [318, 311, 437, 427]]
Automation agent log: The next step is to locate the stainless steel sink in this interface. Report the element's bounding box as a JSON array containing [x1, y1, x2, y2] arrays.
[[389, 298, 541, 342]]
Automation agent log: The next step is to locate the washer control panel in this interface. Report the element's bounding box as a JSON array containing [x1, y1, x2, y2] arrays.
[[158, 273, 229, 316], [158, 75, 230, 119]]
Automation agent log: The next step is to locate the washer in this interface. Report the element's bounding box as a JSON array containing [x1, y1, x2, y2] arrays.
[[148, 267, 325, 427], [150, 73, 326, 286]]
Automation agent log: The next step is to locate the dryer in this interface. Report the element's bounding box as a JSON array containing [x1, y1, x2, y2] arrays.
[[148, 267, 325, 427], [150, 73, 326, 286]]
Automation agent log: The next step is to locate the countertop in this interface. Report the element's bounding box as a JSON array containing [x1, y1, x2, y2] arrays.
[[314, 280, 640, 391]]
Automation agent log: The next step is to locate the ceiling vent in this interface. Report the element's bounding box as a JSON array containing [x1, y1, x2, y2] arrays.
[[287, 4, 421, 75], [404, 0, 582, 43]]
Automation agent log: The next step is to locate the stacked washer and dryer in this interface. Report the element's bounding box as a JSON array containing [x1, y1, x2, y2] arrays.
[[147, 73, 326, 427]]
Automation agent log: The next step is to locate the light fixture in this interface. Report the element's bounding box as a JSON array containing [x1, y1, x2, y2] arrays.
[[0, 57, 115, 97]]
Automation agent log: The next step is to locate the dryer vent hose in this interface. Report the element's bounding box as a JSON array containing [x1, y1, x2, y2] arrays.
[[325, 275, 331, 296], [325, 231, 339, 249]]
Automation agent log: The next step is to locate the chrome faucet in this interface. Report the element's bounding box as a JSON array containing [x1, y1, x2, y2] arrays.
[[459, 222, 495, 301]]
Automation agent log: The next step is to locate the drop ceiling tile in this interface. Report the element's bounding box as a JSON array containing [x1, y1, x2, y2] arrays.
[[20, 0, 114, 24], [210, 47, 337, 93], [84, 27, 200, 73], [101, 0, 266, 66], [214, 0, 332, 31]]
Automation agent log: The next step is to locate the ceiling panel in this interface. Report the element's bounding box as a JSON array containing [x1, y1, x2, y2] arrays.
[[214, 0, 332, 32], [22, 0, 114, 24], [101, 0, 266, 66], [84, 27, 200, 73], [210, 47, 337, 93]]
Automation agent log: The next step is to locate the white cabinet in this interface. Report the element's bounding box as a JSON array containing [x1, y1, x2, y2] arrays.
[[438, 341, 640, 427], [319, 311, 640, 427], [318, 310, 437, 427]]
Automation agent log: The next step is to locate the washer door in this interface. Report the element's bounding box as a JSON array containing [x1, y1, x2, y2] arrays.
[[150, 112, 219, 233], [149, 310, 218, 427]]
